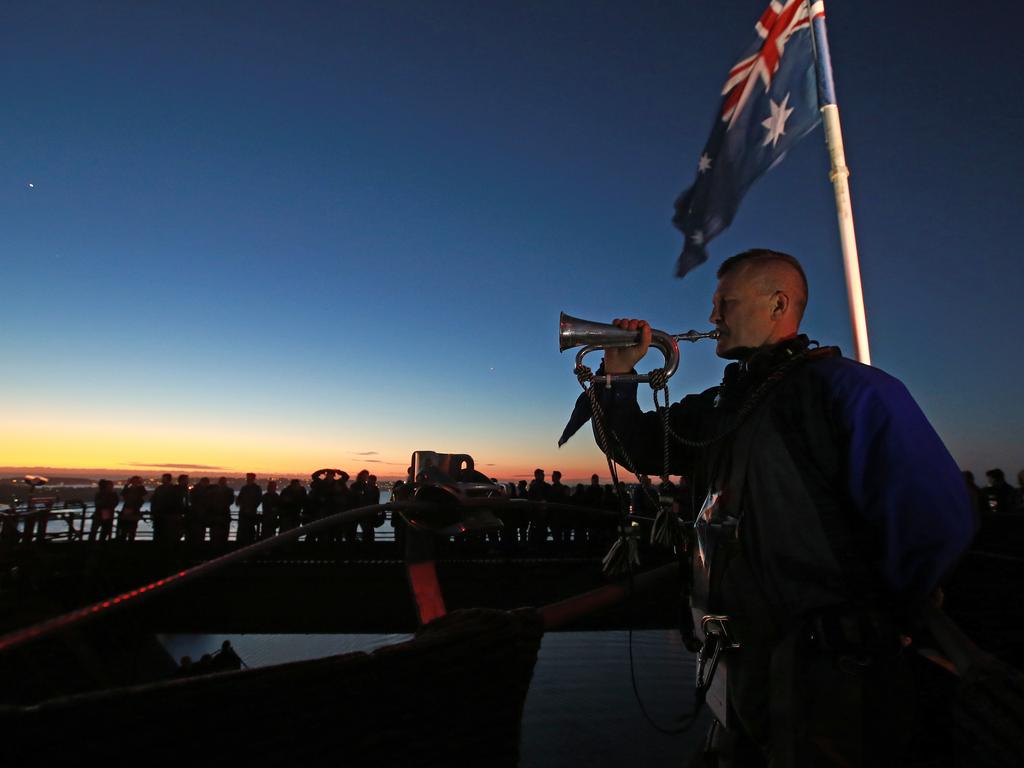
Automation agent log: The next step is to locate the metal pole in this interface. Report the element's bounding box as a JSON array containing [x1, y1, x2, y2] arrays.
[[809, 1, 872, 365]]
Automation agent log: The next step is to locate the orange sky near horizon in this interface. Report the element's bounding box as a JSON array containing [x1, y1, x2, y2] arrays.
[[0, 412, 611, 483]]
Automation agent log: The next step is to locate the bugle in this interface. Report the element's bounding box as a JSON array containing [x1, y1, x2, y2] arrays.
[[558, 312, 718, 384]]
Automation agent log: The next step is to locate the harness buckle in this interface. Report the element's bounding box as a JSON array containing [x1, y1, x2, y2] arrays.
[[696, 615, 741, 692], [696, 614, 741, 726], [701, 614, 741, 650]]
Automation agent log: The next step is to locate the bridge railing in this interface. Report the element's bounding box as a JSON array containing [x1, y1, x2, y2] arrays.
[[0, 503, 402, 545], [0, 500, 632, 554], [0, 498, 89, 544]]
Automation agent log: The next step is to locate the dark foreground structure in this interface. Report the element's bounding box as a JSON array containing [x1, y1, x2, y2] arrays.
[[2, 607, 544, 767], [1, 457, 1023, 766]]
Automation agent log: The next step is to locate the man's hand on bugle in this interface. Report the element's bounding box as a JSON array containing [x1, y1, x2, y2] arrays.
[[604, 318, 652, 374]]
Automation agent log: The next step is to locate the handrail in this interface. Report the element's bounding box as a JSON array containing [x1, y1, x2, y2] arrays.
[[1, 499, 89, 542], [0, 498, 88, 518], [0, 497, 620, 543]]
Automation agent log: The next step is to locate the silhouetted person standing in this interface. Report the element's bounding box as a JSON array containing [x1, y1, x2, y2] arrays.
[[361, 474, 382, 543], [212, 640, 243, 671], [670, 474, 693, 521], [279, 479, 306, 532], [337, 470, 359, 545], [188, 478, 212, 544], [90, 479, 118, 542], [149, 473, 179, 545], [335, 468, 356, 548], [983, 468, 1015, 514], [118, 476, 146, 541], [174, 474, 190, 542], [583, 474, 603, 544], [260, 480, 280, 538], [548, 470, 569, 546], [236, 473, 262, 545], [308, 469, 337, 544], [210, 477, 233, 546], [528, 469, 550, 545]]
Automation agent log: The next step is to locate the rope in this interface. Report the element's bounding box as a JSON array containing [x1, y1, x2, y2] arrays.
[[628, 626, 706, 734], [576, 363, 703, 734], [576, 363, 656, 484]]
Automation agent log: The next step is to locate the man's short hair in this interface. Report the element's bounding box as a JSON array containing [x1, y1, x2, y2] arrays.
[[717, 248, 809, 314]]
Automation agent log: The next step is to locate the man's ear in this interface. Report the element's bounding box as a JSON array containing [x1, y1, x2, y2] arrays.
[[770, 290, 790, 320]]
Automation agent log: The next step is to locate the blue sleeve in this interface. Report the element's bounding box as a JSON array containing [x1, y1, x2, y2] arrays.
[[821, 359, 976, 601]]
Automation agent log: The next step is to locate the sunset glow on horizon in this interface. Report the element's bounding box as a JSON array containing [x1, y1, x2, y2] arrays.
[[0, 396, 617, 481]]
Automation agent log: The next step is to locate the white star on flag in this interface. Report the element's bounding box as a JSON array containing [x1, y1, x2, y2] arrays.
[[691, 230, 705, 245], [697, 153, 712, 173], [761, 93, 794, 148]]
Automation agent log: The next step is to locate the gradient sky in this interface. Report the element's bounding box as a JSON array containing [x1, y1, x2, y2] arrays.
[[1, 1, 1021, 482]]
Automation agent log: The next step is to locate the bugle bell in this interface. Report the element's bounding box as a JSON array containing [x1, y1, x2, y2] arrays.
[[558, 311, 718, 385]]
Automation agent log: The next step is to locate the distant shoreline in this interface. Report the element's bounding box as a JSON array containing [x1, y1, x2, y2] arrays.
[[0, 467, 407, 484]]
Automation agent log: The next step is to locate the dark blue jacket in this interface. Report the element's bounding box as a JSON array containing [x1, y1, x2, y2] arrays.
[[563, 336, 975, 613]]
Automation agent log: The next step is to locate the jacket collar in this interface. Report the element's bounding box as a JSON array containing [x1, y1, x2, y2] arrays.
[[719, 335, 812, 404]]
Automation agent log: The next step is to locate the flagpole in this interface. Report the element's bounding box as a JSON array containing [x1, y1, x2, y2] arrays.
[[808, 1, 871, 365]]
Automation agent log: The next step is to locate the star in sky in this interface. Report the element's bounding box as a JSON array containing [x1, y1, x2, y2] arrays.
[[697, 153, 712, 173], [761, 93, 794, 148]]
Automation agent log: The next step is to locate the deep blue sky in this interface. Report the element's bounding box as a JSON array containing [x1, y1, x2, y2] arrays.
[[1, 1, 1020, 480]]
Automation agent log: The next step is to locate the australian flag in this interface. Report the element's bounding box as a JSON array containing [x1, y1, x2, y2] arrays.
[[673, 0, 825, 277]]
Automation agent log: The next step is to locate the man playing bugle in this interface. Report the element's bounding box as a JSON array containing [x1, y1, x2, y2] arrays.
[[560, 248, 975, 766]]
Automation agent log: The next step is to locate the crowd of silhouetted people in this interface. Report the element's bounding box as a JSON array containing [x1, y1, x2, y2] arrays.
[[174, 640, 244, 678], [471, 469, 692, 549], [77, 466, 684, 552], [4, 463, 1021, 551], [963, 468, 1024, 519], [88, 469, 386, 546]]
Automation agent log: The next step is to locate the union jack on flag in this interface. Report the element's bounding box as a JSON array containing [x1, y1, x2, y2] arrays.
[[673, 0, 825, 277]]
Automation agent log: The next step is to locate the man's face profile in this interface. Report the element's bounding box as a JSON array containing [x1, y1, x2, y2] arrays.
[[708, 259, 802, 359]]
